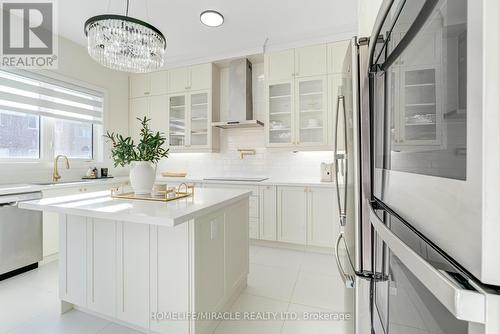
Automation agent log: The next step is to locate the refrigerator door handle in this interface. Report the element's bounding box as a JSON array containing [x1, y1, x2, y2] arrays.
[[335, 232, 355, 288], [369, 205, 486, 323], [334, 94, 348, 227]]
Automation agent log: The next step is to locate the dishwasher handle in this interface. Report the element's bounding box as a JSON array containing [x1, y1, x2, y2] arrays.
[[0, 201, 18, 207]]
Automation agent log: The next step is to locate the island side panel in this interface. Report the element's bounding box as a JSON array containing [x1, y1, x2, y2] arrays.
[[59, 214, 87, 307], [150, 223, 190, 334], [86, 219, 117, 318], [193, 198, 249, 334], [116, 221, 150, 329]]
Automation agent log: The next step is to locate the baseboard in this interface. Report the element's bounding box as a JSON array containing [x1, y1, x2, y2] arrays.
[[40, 253, 59, 265]]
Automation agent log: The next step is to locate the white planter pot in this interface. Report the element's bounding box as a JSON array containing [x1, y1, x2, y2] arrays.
[[129, 161, 156, 195]]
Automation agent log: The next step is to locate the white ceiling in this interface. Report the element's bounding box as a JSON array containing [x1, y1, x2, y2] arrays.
[[58, 0, 358, 68]]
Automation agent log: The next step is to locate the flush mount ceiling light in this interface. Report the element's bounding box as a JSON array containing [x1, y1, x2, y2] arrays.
[[200, 10, 224, 27], [84, 0, 166, 73]]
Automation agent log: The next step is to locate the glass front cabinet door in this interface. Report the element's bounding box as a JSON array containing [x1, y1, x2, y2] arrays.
[[189, 91, 210, 148], [267, 81, 294, 146], [168, 94, 187, 148], [295, 76, 327, 147], [168, 91, 212, 150]]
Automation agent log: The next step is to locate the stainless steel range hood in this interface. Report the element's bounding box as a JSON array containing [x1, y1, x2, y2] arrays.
[[212, 59, 264, 129]]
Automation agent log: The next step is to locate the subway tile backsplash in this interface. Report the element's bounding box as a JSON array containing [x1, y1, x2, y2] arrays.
[[157, 128, 334, 179]]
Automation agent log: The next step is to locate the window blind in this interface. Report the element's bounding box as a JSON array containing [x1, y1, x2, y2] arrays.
[[0, 70, 104, 124]]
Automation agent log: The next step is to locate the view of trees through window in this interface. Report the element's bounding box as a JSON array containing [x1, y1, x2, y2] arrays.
[[0, 110, 40, 159]]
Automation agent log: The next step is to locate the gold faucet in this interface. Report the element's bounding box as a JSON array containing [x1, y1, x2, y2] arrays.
[[53, 155, 70, 182], [237, 149, 256, 159]]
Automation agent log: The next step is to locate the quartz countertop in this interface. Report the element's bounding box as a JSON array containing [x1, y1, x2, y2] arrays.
[[18, 188, 252, 227], [0, 176, 128, 196], [155, 176, 341, 188]]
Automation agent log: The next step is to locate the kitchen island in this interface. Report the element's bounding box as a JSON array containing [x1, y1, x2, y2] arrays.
[[19, 188, 251, 334]]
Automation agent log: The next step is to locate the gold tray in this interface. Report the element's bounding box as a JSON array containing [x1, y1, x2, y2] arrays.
[[111, 183, 194, 202]]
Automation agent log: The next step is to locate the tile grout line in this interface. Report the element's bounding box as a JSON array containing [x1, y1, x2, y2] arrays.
[[279, 268, 301, 334], [95, 321, 113, 334]]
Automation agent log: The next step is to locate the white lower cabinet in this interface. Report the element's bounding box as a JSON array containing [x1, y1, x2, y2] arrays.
[[277, 186, 308, 244], [201, 183, 337, 248], [259, 185, 277, 241], [277, 186, 338, 247], [307, 187, 338, 247]]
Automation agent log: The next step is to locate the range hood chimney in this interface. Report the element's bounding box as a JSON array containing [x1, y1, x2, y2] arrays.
[[212, 59, 264, 129]]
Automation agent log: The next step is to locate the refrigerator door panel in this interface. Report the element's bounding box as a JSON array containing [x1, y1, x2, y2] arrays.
[[370, 0, 500, 286], [369, 203, 500, 334]]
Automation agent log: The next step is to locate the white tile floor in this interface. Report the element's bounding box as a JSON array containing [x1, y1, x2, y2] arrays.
[[0, 245, 353, 334]]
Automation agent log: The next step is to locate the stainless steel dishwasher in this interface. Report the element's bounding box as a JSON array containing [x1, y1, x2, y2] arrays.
[[0, 191, 42, 280]]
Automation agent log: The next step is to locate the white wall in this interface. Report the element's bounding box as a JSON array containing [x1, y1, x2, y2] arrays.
[[0, 35, 129, 184], [358, 0, 383, 37], [157, 62, 334, 180]]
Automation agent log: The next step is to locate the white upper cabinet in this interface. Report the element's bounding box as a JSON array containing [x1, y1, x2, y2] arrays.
[[168, 67, 190, 93], [328, 40, 351, 74], [264, 41, 352, 150], [148, 95, 169, 135], [264, 49, 295, 81], [129, 97, 149, 142], [294, 44, 327, 77], [129, 95, 168, 144], [149, 71, 168, 96], [129, 63, 219, 153], [129, 71, 168, 98], [266, 80, 295, 147], [168, 63, 212, 93], [189, 63, 212, 91], [295, 76, 328, 147], [129, 73, 150, 99]]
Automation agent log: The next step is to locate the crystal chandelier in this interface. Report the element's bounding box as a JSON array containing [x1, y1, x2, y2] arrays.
[[84, 0, 166, 73]]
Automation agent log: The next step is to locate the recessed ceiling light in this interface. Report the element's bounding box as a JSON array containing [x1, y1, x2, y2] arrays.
[[200, 10, 224, 27]]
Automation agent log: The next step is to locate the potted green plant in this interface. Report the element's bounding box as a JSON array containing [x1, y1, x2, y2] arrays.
[[105, 116, 169, 194]]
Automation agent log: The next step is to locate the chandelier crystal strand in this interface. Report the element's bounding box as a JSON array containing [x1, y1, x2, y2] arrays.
[[85, 15, 166, 73]]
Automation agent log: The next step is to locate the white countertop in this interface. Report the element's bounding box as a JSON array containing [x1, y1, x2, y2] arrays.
[[156, 176, 340, 188], [18, 188, 252, 227], [0, 177, 128, 196]]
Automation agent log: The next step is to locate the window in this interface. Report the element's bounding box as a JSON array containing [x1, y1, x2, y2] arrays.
[[0, 110, 40, 159], [0, 70, 104, 160], [54, 119, 93, 159]]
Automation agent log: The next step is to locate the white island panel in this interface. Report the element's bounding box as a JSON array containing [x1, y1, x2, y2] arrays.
[[42, 189, 250, 334]]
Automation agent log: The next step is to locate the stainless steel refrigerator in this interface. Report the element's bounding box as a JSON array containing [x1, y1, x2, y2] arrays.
[[335, 0, 500, 332]]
